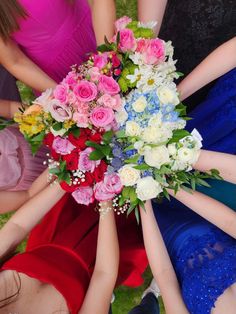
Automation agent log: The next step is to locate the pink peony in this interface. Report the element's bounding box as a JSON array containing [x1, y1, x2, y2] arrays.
[[53, 84, 69, 103], [94, 181, 115, 202], [103, 173, 123, 194], [73, 80, 98, 102], [94, 53, 108, 70], [52, 136, 76, 155], [115, 16, 132, 31], [119, 29, 137, 52], [72, 186, 95, 205], [47, 99, 72, 122], [98, 75, 120, 95], [78, 147, 101, 172], [73, 112, 89, 128], [90, 107, 115, 128], [143, 39, 165, 65], [97, 94, 122, 110], [88, 67, 101, 82]]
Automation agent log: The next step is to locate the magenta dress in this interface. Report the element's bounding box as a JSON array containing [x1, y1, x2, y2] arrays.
[[12, 0, 96, 83]]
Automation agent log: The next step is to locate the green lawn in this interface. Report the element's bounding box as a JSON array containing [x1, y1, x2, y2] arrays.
[[0, 1, 166, 313]]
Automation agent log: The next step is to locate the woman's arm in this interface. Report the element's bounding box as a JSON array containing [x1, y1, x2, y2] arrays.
[[89, 0, 116, 44], [140, 201, 189, 314], [0, 169, 51, 213], [0, 99, 22, 118], [138, 0, 168, 36], [80, 203, 119, 314], [0, 181, 65, 259], [0, 38, 57, 92], [178, 37, 236, 101]]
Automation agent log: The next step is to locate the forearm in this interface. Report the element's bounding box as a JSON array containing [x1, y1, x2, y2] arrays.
[[140, 201, 188, 313], [138, 0, 167, 36], [168, 189, 236, 239], [178, 37, 236, 101], [194, 150, 236, 184], [0, 183, 65, 258], [90, 0, 116, 44], [0, 99, 21, 119]]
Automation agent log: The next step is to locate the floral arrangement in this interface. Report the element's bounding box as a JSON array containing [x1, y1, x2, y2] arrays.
[[14, 16, 220, 218]]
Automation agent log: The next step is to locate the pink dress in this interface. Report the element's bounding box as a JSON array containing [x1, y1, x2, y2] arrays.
[[12, 0, 96, 83], [0, 127, 47, 191]]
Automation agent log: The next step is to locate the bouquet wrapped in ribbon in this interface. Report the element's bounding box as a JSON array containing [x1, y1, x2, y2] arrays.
[[14, 17, 220, 217]]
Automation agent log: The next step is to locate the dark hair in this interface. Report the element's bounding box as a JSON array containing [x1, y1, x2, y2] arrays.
[[0, 0, 27, 40], [0, 0, 75, 40]]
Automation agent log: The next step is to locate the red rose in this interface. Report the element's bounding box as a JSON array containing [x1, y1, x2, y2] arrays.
[[80, 172, 94, 187], [60, 180, 78, 193], [68, 130, 89, 150], [93, 160, 108, 183], [44, 132, 55, 147], [63, 149, 80, 171], [90, 131, 103, 143]]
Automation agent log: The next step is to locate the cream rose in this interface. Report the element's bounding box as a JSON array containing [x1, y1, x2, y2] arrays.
[[177, 147, 199, 165], [118, 165, 141, 186], [136, 177, 162, 201], [132, 96, 147, 113], [144, 146, 170, 168], [157, 86, 179, 105], [125, 121, 141, 137], [141, 126, 172, 144], [115, 109, 128, 126]]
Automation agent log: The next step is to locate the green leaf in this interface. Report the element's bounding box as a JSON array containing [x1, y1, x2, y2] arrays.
[[134, 164, 150, 171], [196, 178, 211, 187], [191, 178, 196, 190], [31, 131, 45, 142], [52, 122, 63, 131], [162, 188, 171, 201], [100, 145, 112, 156], [168, 129, 190, 144], [115, 130, 126, 139], [71, 128, 80, 138], [122, 186, 132, 199], [129, 188, 138, 203], [49, 168, 60, 175], [134, 207, 140, 224], [60, 160, 67, 172], [181, 185, 193, 194], [125, 154, 140, 164], [102, 130, 114, 142], [86, 141, 102, 150], [89, 150, 105, 160], [127, 203, 136, 216]]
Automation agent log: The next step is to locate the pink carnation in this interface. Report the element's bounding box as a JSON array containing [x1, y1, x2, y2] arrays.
[[73, 112, 89, 128], [53, 84, 69, 103], [94, 181, 115, 202], [98, 75, 120, 95], [88, 67, 101, 82], [72, 186, 94, 205], [63, 71, 78, 88], [143, 39, 165, 65], [97, 94, 122, 110], [94, 53, 108, 70], [74, 80, 98, 102], [52, 136, 76, 155], [78, 147, 100, 172], [136, 38, 147, 53], [115, 16, 132, 31], [103, 173, 123, 194], [119, 29, 137, 52], [47, 99, 72, 122], [90, 107, 115, 128]]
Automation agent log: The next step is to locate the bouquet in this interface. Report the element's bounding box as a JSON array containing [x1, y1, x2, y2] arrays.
[[14, 17, 220, 218]]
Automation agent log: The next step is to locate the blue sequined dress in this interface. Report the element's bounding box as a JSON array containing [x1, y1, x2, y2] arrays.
[[153, 69, 236, 314]]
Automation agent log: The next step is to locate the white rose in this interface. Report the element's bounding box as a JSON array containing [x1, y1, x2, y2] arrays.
[[168, 143, 177, 156], [132, 96, 147, 113], [157, 86, 179, 105], [144, 146, 170, 168], [134, 140, 144, 150], [142, 126, 172, 144], [33, 88, 53, 108], [125, 121, 141, 137], [136, 177, 163, 201], [177, 147, 199, 165], [115, 109, 128, 126], [118, 165, 141, 186]]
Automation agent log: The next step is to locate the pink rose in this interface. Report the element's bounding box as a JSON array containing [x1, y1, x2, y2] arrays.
[[63, 71, 78, 88], [97, 94, 122, 110], [90, 107, 115, 128], [78, 147, 101, 172], [73, 80, 98, 102], [119, 29, 137, 52], [94, 181, 115, 202], [94, 53, 108, 70], [73, 112, 89, 128], [136, 38, 147, 53], [88, 67, 101, 82], [115, 16, 132, 31], [103, 173, 123, 194], [143, 39, 165, 65], [47, 99, 72, 122], [52, 136, 76, 155], [98, 75, 120, 95], [72, 186, 94, 205], [53, 84, 69, 103]]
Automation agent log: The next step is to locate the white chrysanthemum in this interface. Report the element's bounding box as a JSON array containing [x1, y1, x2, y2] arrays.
[[126, 68, 141, 84], [144, 146, 170, 169], [136, 177, 163, 201], [118, 165, 141, 186]]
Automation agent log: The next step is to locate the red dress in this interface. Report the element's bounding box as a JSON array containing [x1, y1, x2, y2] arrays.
[[2, 194, 148, 313]]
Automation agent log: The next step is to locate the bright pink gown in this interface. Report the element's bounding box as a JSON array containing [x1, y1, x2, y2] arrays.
[[12, 0, 96, 83]]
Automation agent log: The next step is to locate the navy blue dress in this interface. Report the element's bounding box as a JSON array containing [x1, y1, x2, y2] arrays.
[[153, 69, 236, 314]]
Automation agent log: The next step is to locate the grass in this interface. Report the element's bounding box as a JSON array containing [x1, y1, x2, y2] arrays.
[[0, 1, 166, 313]]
